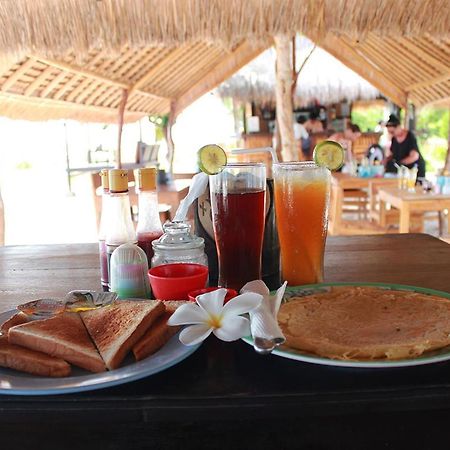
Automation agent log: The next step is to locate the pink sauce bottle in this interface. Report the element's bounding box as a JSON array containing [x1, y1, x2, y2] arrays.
[[98, 169, 111, 291], [136, 168, 163, 263]]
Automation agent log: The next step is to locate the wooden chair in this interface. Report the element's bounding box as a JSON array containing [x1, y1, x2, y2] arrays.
[[352, 133, 382, 162]]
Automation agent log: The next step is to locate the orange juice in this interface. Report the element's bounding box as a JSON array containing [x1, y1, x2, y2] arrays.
[[273, 162, 330, 285]]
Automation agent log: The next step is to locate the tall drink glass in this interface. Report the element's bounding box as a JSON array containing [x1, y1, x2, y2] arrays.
[[210, 163, 266, 291], [273, 162, 330, 285]]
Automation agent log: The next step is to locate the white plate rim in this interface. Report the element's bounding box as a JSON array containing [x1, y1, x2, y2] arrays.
[[0, 310, 200, 395], [243, 282, 450, 369]]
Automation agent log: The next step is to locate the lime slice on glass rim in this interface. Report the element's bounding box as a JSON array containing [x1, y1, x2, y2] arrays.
[[197, 144, 227, 175], [313, 140, 345, 171]]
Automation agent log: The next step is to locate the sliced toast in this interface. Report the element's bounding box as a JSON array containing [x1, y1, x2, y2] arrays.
[[81, 300, 165, 370], [8, 312, 106, 372], [133, 312, 180, 361], [1, 312, 30, 334], [0, 336, 71, 377]]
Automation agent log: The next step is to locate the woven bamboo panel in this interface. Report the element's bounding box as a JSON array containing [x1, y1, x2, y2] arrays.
[[0, 28, 448, 123]]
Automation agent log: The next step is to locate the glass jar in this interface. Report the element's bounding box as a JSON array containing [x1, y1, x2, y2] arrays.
[[151, 221, 208, 268]]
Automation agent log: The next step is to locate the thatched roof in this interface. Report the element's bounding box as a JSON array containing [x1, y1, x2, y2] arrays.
[[317, 33, 450, 108], [218, 38, 380, 106], [0, 41, 265, 122], [1, 0, 449, 58], [0, 0, 448, 122]]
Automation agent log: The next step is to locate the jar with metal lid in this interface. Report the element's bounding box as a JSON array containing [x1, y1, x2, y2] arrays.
[[151, 221, 208, 268]]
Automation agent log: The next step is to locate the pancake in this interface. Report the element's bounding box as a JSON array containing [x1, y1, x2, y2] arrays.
[[278, 286, 450, 361]]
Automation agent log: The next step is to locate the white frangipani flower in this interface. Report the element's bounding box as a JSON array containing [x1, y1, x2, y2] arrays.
[[167, 288, 262, 345]]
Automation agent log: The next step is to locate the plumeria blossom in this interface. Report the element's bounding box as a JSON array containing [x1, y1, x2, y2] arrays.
[[167, 288, 262, 345]]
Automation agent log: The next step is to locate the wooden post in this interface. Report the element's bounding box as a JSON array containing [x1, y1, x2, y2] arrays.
[[117, 88, 129, 169], [0, 189, 4, 246], [274, 35, 296, 162], [166, 100, 177, 174], [445, 107, 450, 173]]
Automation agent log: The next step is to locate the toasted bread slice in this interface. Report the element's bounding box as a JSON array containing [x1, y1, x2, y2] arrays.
[[133, 312, 180, 361], [81, 300, 165, 370], [0, 336, 71, 377], [1, 312, 29, 334], [8, 312, 106, 372], [278, 286, 450, 361], [163, 300, 189, 314]]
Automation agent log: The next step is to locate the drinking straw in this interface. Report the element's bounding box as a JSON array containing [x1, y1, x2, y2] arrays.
[[231, 147, 279, 164]]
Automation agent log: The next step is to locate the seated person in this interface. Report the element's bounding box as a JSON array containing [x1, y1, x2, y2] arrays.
[[294, 116, 311, 158], [329, 123, 362, 163], [304, 112, 324, 134], [384, 114, 426, 178]]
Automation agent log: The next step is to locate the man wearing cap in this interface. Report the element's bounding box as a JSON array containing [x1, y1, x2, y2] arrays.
[[385, 114, 426, 178]]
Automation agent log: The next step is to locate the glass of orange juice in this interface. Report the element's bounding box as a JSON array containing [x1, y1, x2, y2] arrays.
[[273, 162, 331, 285]]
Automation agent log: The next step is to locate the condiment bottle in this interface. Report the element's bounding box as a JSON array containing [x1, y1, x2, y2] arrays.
[[151, 221, 208, 268], [105, 169, 137, 289], [110, 243, 151, 299], [135, 168, 163, 263], [98, 169, 111, 291]]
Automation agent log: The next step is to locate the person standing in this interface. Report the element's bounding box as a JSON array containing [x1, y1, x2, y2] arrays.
[[384, 114, 426, 178]]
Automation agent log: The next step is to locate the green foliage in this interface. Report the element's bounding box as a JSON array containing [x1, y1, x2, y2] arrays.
[[16, 161, 32, 170], [416, 107, 449, 174], [351, 106, 385, 132], [148, 114, 169, 142], [416, 107, 449, 141]]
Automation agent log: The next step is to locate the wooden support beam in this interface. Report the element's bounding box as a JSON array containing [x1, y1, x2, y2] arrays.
[[445, 107, 450, 173], [130, 48, 179, 92], [274, 35, 296, 162], [173, 40, 266, 117], [117, 89, 129, 168], [24, 66, 55, 96], [40, 70, 68, 98], [317, 34, 408, 108], [407, 72, 450, 92], [0, 91, 146, 122], [33, 56, 168, 102], [1, 58, 36, 91]]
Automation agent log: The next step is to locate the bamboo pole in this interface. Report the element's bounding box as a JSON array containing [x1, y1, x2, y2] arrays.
[[0, 189, 4, 246], [117, 88, 129, 169], [166, 100, 177, 174], [274, 35, 296, 162], [445, 107, 450, 173]]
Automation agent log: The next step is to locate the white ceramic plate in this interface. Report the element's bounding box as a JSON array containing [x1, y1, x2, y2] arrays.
[[0, 310, 200, 395], [243, 282, 450, 368]]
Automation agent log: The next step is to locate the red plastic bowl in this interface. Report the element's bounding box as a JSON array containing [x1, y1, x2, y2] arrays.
[[188, 287, 238, 303], [148, 263, 208, 300]]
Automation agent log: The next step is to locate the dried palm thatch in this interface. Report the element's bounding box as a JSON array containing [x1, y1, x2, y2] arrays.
[[0, 0, 448, 124], [0, 0, 449, 60], [218, 38, 380, 106]]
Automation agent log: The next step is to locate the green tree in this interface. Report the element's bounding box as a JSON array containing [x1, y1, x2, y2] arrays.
[[416, 107, 449, 173], [351, 106, 385, 132]]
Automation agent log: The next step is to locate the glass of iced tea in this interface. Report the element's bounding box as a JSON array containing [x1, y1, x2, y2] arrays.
[[273, 162, 330, 285], [210, 162, 266, 291]]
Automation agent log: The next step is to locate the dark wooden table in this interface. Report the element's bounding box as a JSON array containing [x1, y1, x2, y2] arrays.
[[1, 234, 450, 449]]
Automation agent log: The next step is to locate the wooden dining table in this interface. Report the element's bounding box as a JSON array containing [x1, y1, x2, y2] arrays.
[[1, 234, 450, 449], [378, 186, 450, 234]]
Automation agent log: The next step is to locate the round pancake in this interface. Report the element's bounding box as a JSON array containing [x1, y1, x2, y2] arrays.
[[278, 286, 450, 360]]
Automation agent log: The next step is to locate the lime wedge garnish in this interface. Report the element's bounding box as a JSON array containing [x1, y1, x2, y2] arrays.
[[313, 140, 345, 171], [197, 144, 227, 175]]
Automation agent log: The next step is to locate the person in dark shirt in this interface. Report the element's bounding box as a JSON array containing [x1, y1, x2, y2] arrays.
[[385, 114, 426, 178]]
